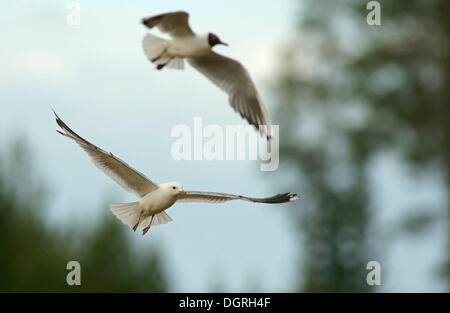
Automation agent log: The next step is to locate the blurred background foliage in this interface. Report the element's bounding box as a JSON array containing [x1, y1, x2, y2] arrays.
[[0, 140, 168, 292], [274, 0, 448, 291]]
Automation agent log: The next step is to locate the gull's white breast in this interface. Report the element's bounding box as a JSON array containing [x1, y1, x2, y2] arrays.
[[168, 34, 210, 58], [139, 188, 177, 215]]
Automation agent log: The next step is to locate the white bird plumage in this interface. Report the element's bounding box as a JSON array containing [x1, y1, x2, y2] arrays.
[[54, 112, 298, 235], [141, 11, 273, 139]]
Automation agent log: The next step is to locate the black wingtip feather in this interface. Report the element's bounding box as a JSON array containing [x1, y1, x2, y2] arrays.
[[248, 192, 299, 204], [270, 192, 298, 203], [141, 14, 162, 29], [52, 110, 86, 143], [141, 18, 150, 28]]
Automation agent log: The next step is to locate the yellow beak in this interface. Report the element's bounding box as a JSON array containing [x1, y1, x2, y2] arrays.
[[179, 190, 187, 195]]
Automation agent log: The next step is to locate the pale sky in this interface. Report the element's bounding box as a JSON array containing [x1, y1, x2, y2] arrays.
[[0, 0, 446, 292]]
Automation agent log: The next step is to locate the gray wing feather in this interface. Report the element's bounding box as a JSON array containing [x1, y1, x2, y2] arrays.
[[177, 191, 298, 204], [188, 52, 272, 138], [142, 11, 195, 38], [54, 111, 158, 198]]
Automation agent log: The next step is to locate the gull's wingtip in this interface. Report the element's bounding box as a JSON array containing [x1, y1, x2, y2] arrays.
[[52, 109, 63, 131], [256, 124, 272, 141], [52, 108, 61, 121], [289, 194, 299, 201], [141, 16, 154, 28], [53, 110, 65, 129]]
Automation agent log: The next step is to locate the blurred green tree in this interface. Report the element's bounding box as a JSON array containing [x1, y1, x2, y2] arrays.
[[274, 0, 449, 291], [0, 140, 168, 292]]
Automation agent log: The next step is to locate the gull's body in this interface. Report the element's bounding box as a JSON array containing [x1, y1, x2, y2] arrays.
[[141, 11, 272, 139], [139, 183, 179, 215], [54, 112, 298, 235], [164, 34, 211, 58]]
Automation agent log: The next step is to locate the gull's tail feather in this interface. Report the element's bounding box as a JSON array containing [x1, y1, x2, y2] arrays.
[[110, 202, 140, 229], [142, 33, 170, 65], [139, 211, 173, 228], [166, 57, 185, 70]]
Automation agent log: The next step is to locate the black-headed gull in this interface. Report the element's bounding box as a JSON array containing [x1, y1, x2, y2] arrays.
[[141, 11, 273, 139]]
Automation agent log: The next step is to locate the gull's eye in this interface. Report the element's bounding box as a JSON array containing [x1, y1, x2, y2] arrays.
[[172, 186, 176, 190]]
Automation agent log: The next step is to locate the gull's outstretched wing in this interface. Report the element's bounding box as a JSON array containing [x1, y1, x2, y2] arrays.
[[188, 52, 272, 138], [177, 191, 298, 204], [54, 111, 158, 198], [142, 11, 194, 38]]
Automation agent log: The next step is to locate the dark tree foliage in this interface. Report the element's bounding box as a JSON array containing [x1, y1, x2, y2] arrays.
[[0, 140, 168, 292], [274, 0, 449, 291]]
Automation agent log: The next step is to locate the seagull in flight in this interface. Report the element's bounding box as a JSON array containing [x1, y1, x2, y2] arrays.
[[54, 112, 298, 235], [141, 11, 272, 139]]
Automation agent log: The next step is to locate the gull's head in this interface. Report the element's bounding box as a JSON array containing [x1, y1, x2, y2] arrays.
[[208, 33, 228, 47], [162, 182, 186, 196]]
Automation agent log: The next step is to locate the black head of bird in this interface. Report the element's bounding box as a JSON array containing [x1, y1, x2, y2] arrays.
[[208, 33, 228, 47]]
